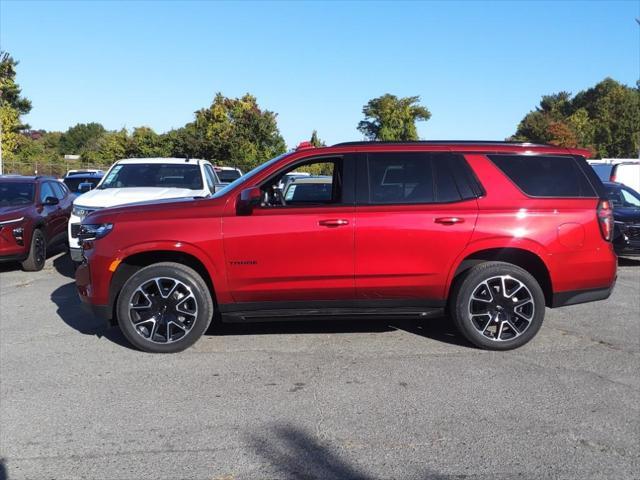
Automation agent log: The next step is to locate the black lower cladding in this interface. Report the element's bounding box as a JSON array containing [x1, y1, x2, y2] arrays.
[[218, 299, 446, 322], [551, 284, 615, 308]]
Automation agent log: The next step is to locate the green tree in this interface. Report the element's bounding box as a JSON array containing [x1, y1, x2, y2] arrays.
[[59, 122, 106, 155], [127, 126, 171, 158], [0, 51, 32, 160], [309, 130, 325, 147], [511, 78, 640, 158], [357, 94, 431, 141], [188, 93, 286, 170]]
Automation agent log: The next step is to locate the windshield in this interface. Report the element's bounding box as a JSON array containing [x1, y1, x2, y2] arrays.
[[218, 170, 242, 182], [99, 164, 203, 190], [64, 177, 102, 192], [606, 185, 640, 208], [211, 153, 290, 197], [0, 182, 35, 206]]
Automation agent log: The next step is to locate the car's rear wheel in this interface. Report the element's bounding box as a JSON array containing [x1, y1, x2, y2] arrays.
[[116, 262, 213, 353], [21, 228, 46, 272], [450, 261, 545, 350]]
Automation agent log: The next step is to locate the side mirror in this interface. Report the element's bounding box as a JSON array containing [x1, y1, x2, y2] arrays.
[[78, 182, 93, 193], [237, 187, 262, 215], [43, 196, 59, 206]]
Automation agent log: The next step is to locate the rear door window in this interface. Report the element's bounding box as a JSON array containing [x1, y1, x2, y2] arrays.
[[487, 154, 597, 198]]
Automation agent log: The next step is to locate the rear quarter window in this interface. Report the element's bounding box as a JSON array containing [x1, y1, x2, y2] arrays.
[[487, 154, 597, 198]]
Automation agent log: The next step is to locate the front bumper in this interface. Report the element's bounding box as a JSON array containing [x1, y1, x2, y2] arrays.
[[69, 247, 83, 262]]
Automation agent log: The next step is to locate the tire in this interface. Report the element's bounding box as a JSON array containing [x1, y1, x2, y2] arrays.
[[116, 262, 214, 353], [21, 228, 47, 272], [449, 261, 545, 351]]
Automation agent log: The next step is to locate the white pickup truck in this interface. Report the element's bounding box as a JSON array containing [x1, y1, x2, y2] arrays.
[[68, 158, 222, 262]]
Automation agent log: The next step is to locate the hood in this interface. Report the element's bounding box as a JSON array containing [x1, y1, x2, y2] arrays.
[[0, 204, 31, 222], [86, 196, 225, 225], [73, 187, 203, 208], [613, 207, 640, 223]]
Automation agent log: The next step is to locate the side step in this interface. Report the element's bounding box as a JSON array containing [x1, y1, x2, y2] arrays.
[[220, 307, 444, 323]]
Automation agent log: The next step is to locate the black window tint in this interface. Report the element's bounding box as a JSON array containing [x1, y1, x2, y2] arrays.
[[39, 182, 55, 203], [433, 157, 462, 202], [488, 155, 597, 198], [368, 153, 433, 204]]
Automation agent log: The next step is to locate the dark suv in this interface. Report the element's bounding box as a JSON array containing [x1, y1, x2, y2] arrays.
[[76, 141, 617, 353], [0, 175, 73, 271]]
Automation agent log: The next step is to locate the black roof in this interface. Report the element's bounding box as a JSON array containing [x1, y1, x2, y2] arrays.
[[331, 140, 551, 148], [0, 175, 57, 182]]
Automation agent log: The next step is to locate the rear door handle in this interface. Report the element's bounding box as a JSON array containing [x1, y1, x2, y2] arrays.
[[319, 219, 349, 227], [435, 217, 465, 225]]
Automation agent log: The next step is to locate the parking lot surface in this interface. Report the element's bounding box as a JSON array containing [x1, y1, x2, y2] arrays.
[[0, 254, 638, 479]]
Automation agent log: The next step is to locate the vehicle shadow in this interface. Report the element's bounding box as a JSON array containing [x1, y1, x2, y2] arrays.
[[50, 280, 134, 350], [618, 256, 640, 266], [247, 423, 447, 479], [0, 243, 69, 274], [208, 315, 472, 348], [51, 251, 76, 279], [0, 458, 6, 480]]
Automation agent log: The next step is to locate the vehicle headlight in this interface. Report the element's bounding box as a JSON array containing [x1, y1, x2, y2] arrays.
[[73, 206, 91, 218], [78, 223, 114, 241]]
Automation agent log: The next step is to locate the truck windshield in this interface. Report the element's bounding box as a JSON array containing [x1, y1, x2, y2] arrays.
[[99, 164, 203, 190]]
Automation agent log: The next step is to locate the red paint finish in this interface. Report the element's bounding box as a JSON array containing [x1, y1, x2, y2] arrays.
[[76, 142, 616, 316], [0, 176, 72, 261]]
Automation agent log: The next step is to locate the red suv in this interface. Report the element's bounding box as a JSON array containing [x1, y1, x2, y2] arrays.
[[75, 142, 617, 353], [1, 175, 72, 271]]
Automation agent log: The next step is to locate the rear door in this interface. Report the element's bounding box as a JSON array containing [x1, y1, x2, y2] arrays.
[[354, 152, 479, 301]]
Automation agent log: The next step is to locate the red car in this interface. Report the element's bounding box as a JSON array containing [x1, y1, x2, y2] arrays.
[[76, 141, 617, 353], [0, 175, 73, 271]]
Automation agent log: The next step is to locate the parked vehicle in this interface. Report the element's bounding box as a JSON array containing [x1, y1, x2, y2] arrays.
[[65, 168, 104, 177], [214, 166, 243, 184], [76, 141, 617, 353], [63, 171, 104, 197], [68, 158, 222, 262], [283, 176, 333, 202], [589, 160, 640, 192], [588, 162, 614, 182], [610, 162, 640, 192], [603, 181, 640, 256], [0, 175, 72, 271], [278, 171, 311, 192]]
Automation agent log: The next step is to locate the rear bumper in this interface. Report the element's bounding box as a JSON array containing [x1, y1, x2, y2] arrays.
[[551, 282, 616, 308]]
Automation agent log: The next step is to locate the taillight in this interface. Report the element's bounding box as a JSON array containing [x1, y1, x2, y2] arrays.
[[597, 199, 614, 241]]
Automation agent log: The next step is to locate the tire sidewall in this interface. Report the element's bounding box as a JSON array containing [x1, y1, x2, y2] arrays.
[[117, 263, 213, 353], [22, 228, 46, 271], [453, 262, 545, 351]]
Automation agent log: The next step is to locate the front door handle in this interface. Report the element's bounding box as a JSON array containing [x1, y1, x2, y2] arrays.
[[319, 219, 349, 227], [435, 217, 465, 225]]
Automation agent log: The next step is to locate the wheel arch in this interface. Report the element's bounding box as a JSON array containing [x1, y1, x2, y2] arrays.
[[447, 247, 553, 307], [108, 249, 218, 325]]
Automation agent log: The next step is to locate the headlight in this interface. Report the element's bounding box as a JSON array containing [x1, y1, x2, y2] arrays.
[[0, 217, 24, 226], [78, 223, 113, 240], [73, 206, 92, 218]]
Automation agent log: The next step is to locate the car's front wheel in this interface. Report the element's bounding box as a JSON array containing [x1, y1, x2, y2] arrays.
[[450, 261, 545, 350], [21, 228, 46, 272], [116, 262, 214, 353]]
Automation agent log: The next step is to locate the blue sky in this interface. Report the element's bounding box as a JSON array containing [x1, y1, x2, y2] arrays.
[[1, 1, 638, 147]]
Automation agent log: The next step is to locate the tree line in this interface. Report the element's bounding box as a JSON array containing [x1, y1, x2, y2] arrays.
[[1, 49, 638, 177]]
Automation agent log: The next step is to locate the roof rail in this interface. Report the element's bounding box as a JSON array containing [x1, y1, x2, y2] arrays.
[[331, 140, 552, 148]]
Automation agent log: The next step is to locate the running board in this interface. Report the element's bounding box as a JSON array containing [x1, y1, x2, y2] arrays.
[[220, 307, 444, 323]]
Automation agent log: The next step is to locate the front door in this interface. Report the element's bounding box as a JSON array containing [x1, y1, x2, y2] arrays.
[[222, 155, 356, 303], [355, 152, 479, 301]]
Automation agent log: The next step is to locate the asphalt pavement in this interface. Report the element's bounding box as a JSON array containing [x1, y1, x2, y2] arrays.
[[0, 253, 638, 479]]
